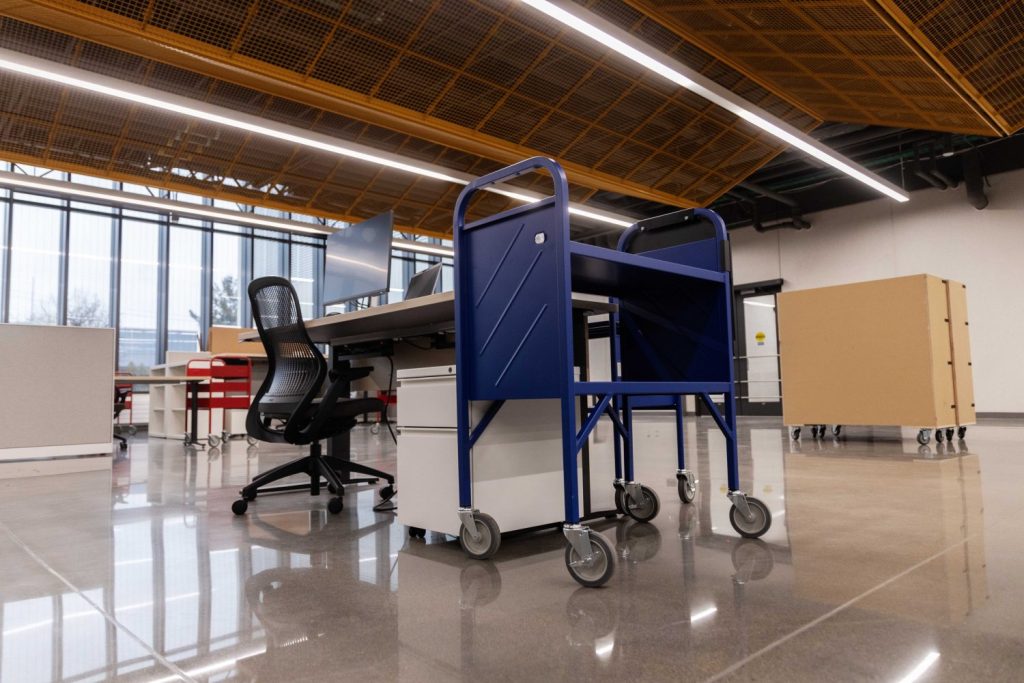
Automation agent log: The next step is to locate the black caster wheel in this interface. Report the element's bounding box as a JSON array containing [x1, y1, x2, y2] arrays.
[[958, 426, 967, 439], [127, 425, 138, 437], [565, 532, 615, 588], [831, 425, 842, 438], [790, 427, 801, 440], [182, 433, 192, 447], [380, 484, 396, 501], [624, 485, 660, 523], [935, 429, 945, 443], [728, 497, 772, 539], [327, 483, 340, 495], [246, 436, 258, 447], [408, 527, 426, 539], [917, 429, 931, 446], [677, 476, 696, 504], [945, 428, 955, 441], [118, 441, 128, 450], [231, 499, 248, 515], [459, 512, 501, 559], [327, 497, 344, 514]]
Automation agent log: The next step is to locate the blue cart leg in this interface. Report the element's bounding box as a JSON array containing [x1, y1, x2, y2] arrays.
[[674, 396, 697, 504], [622, 396, 635, 483]]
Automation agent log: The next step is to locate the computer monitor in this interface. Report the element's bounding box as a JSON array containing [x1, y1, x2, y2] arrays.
[[404, 263, 442, 300], [323, 211, 394, 306]]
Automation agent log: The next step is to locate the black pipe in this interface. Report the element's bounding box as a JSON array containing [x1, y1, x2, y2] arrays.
[[752, 217, 810, 233], [963, 149, 988, 210], [738, 181, 799, 208]]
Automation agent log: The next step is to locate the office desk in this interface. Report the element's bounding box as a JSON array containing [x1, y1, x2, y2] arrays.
[[240, 291, 616, 495], [115, 376, 205, 448]]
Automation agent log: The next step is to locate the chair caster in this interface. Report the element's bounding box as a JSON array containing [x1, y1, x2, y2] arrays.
[[408, 527, 426, 539], [327, 497, 344, 514], [380, 484, 396, 501], [231, 499, 248, 515]]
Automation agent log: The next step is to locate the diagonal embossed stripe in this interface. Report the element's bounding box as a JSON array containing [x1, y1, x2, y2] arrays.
[[479, 249, 545, 355], [475, 222, 524, 309], [495, 304, 549, 387]]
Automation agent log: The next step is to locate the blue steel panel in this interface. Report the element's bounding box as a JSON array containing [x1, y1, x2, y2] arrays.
[[461, 201, 566, 400]]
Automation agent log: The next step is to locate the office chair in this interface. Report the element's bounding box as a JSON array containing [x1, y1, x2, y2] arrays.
[[113, 386, 132, 450], [232, 276, 395, 516]]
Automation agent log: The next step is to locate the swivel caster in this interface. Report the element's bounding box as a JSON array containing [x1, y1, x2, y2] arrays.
[[957, 426, 967, 440], [327, 497, 344, 514], [408, 527, 426, 539], [623, 484, 660, 523], [118, 441, 128, 451], [370, 423, 381, 435], [728, 496, 772, 539], [564, 528, 615, 588], [831, 425, 842, 438], [789, 427, 801, 440], [246, 436, 259, 447], [676, 471, 696, 504], [380, 484, 396, 501], [127, 425, 138, 437], [945, 428, 955, 442], [459, 512, 501, 559], [231, 499, 248, 515], [208, 434, 221, 448], [935, 429, 945, 443], [917, 429, 931, 446]]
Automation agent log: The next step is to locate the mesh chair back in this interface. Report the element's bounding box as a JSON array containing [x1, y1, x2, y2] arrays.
[[248, 277, 326, 417]]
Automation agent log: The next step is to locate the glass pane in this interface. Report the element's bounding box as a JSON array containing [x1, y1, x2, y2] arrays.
[[168, 227, 203, 352], [8, 203, 62, 324], [212, 230, 243, 326], [253, 237, 286, 279], [0, 203, 7, 321], [742, 294, 780, 403], [67, 212, 113, 327], [290, 243, 318, 319], [119, 220, 160, 374], [441, 263, 454, 292]]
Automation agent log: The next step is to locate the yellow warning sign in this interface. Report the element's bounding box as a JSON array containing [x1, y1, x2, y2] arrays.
[[755, 331, 766, 345]]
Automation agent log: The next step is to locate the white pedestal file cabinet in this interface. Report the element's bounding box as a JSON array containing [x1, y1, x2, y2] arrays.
[[396, 365, 616, 537]]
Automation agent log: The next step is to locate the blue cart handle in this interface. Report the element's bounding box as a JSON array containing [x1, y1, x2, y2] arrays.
[[453, 156, 570, 233], [616, 208, 728, 261]]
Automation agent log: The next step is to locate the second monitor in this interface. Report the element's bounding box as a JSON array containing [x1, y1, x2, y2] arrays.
[[323, 211, 394, 306], [404, 263, 442, 300]]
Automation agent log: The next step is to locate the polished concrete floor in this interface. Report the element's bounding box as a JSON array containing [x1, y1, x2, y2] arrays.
[[1, 416, 1022, 682]]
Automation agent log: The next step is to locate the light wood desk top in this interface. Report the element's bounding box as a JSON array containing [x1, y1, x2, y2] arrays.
[[239, 290, 615, 346], [114, 375, 204, 384]]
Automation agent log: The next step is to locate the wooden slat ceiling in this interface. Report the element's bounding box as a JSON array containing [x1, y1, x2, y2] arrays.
[[627, 0, 1021, 136], [0, 0, 820, 235]]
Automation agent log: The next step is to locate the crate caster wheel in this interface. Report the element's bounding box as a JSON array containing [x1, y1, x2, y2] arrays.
[[565, 532, 615, 588], [182, 433, 192, 447], [231, 499, 248, 516], [127, 425, 138, 437], [623, 485, 660, 523], [246, 436, 258, 447], [729, 496, 772, 539], [957, 426, 967, 439], [119, 441, 128, 451], [459, 512, 500, 560], [945, 428, 955, 441], [370, 423, 381, 435], [935, 428, 945, 443], [917, 429, 931, 446], [789, 427, 801, 440], [408, 527, 426, 539], [208, 434, 221, 448], [831, 425, 842, 438], [677, 473, 696, 504], [327, 497, 344, 514]]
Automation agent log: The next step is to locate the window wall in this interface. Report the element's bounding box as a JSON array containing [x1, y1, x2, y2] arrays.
[[0, 163, 455, 372]]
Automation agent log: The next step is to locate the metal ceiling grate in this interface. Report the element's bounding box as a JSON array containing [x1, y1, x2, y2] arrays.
[[0, 0, 820, 217], [887, 0, 1024, 133], [625, 0, 1000, 136]]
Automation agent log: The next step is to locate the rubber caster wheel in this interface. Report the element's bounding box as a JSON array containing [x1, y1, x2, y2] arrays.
[[127, 425, 138, 437], [935, 429, 945, 443], [917, 429, 931, 446], [408, 527, 426, 539], [729, 497, 772, 539], [958, 426, 967, 439], [677, 476, 696, 504], [231, 499, 248, 516], [246, 436, 258, 447], [119, 441, 128, 450], [624, 485, 660, 523], [613, 485, 626, 514], [565, 532, 615, 588], [790, 427, 801, 440], [370, 423, 381, 435], [182, 433, 192, 447], [327, 497, 344, 514], [208, 434, 221, 448], [831, 425, 842, 438], [459, 512, 501, 560], [945, 428, 955, 441], [380, 485, 396, 501]]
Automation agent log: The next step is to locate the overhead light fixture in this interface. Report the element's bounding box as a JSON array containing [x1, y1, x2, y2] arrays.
[[519, 0, 910, 203], [0, 48, 636, 229], [0, 169, 457, 258]]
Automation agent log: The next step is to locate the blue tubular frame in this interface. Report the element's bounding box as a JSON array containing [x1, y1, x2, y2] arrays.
[[453, 157, 742, 541]]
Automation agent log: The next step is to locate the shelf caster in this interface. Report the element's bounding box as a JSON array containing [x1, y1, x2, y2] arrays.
[[831, 425, 842, 438], [957, 426, 967, 440], [563, 525, 614, 588], [727, 492, 772, 539], [789, 427, 801, 440], [458, 509, 500, 559], [622, 482, 660, 522], [917, 429, 931, 445], [408, 526, 426, 539], [676, 470, 696, 504]]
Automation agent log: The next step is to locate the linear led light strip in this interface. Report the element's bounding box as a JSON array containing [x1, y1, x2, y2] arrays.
[[520, 0, 910, 203], [0, 48, 633, 228], [0, 169, 455, 258]]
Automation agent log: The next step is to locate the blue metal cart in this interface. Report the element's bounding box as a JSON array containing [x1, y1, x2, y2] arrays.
[[453, 158, 772, 587]]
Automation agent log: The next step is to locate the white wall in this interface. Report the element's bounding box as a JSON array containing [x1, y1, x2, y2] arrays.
[[730, 167, 1024, 414]]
